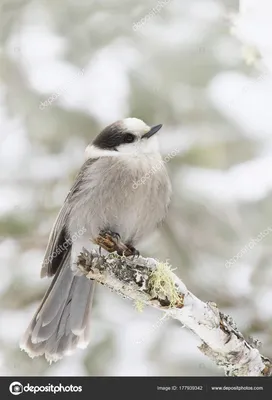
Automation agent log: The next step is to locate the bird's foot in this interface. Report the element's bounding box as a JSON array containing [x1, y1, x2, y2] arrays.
[[125, 244, 140, 259], [94, 230, 132, 256], [99, 229, 121, 243], [100, 229, 121, 242]]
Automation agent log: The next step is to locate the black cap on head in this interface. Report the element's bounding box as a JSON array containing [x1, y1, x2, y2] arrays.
[[93, 122, 125, 150]]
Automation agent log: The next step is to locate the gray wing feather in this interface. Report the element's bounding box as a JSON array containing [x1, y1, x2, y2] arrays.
[[40, 157, 97, 278]]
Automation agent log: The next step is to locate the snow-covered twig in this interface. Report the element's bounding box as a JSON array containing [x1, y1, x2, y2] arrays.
[[77, 249, 272, 377]]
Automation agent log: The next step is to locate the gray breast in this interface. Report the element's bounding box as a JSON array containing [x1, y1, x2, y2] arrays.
[[68, 154, 172, 245]]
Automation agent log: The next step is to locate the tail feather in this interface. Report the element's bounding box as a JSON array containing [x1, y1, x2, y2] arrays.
[[70, 276, 93, 335], [20, 254, 94, 362], [39, 257, 73, 325]]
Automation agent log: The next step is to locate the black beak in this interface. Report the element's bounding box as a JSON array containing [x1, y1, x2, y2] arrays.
[[142, 124, 163, 139]]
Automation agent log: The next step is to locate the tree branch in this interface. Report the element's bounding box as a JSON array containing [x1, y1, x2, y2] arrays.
[[77, 249, 272, 377]]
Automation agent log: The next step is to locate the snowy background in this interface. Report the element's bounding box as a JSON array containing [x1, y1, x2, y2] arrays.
[[0, 0, 272, 376]]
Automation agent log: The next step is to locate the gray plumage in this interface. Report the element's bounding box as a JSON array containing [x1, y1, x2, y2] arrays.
[[20, 118, 171, 362]]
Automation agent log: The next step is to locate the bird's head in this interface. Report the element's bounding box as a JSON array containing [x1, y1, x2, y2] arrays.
[[85, 118, 163, 158]]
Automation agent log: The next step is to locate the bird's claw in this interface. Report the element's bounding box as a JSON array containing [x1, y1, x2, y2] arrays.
[[126, 245, 140, 259], [94, 230, 126, 255], [100, 230, 121, 242], [94, 231, 140, 258]]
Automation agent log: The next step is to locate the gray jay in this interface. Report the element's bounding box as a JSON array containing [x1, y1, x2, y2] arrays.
[[20, 118, 172, 362]]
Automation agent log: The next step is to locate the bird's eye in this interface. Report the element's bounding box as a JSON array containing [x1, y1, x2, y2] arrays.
[[123, 133, 135, 143]]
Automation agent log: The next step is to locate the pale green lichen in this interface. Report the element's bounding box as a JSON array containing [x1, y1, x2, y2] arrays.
[[149, 261, 181, 307], [134, 299, 145, 312]]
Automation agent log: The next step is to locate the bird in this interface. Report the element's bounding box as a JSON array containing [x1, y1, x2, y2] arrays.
[[20, 117, 172, 362]]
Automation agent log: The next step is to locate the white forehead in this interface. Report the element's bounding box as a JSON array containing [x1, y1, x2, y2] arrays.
[[122, 118, 150, 135]]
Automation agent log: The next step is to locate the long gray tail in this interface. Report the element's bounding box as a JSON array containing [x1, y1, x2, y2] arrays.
[[20, 257, 94, 363]]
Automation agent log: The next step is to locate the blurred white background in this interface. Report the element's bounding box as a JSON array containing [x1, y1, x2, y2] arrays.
[[0, 0, 272, 376]]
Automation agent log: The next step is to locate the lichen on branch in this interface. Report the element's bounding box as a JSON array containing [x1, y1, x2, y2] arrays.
[[77, 248, 272, 377]]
